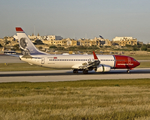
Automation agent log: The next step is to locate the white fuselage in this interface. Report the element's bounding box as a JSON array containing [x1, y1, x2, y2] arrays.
[[20, 54, 115, 69]]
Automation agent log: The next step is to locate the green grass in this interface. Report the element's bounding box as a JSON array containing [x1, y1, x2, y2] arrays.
[[0, 63, 64, 71], [137, 61, 150, 68], [129, 54, 150, 60], [1, 79, 150, 120]]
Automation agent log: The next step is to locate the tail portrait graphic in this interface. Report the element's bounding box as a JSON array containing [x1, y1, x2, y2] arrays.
[[16, 27, 46, 56]]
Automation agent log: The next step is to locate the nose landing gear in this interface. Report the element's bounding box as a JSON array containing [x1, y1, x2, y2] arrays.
[[127, 69, 130, 73]]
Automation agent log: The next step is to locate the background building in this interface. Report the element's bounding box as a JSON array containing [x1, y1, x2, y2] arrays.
[[112, 37, 137, 46]]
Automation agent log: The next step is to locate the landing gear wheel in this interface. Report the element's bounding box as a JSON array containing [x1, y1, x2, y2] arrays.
[[73, 69, 78, 73], [83, 70, 88, 74]]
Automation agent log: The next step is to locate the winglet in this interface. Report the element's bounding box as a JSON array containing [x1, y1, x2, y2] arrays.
[[16, 27, 24, 33], [93, 51, 98, 60]]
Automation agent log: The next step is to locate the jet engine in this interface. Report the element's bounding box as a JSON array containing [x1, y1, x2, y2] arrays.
[[95, 65, 111, 72]]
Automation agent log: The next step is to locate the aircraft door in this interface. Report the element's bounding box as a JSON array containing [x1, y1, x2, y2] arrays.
[[41, 57, 45, 64], [128, 57, 131, 67], [88, 58, 91, 62]]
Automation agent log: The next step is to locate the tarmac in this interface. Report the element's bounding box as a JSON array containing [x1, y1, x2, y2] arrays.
[[0, 68, 150, 83]]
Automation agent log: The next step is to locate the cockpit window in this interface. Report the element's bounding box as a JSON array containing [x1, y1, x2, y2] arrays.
[[133, 59, 136, 61]]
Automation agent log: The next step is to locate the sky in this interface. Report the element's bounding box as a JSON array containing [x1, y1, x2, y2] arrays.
[[0, 0, 150, 43]]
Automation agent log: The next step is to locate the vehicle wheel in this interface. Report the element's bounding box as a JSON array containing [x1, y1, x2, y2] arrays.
[[73, 69, 78, 73], [83, 70, 88, 74], [127, 70, 130, 73]]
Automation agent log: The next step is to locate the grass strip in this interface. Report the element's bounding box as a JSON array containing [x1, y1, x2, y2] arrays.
[[0, 63, 65, 71], [129, 55, 150, 60], [1, 79, 150, 120], [137, 61, 150, 68]]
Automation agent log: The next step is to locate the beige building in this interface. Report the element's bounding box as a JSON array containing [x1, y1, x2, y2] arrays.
[[113, 37, 133, 41], [66, 38, 77, 46], [43, 39, 64, 46], [94, 37, 112, 46], [78, 37, 111, 47], [78, 39, 92, 46], [28, 35, 43, 42], [112, 37, 137, 46], [47, 35, 63, 41], [0, 37, 18, 47], [43, 35, 64, 46], [43, 39, 60, 46], [0, 39, 4, 46], [43, 38, 77, 47], [0, 34, 139, 50], [70, 39, 77, 46]]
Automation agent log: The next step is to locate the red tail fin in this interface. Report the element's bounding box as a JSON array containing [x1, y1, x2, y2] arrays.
[[16, 27, 24, 33], [93, 51, 98, 60]]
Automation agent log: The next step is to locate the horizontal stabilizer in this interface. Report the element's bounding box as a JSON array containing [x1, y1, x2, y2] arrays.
[[21, 55, 33, 58], [4, 54, 20, 57]]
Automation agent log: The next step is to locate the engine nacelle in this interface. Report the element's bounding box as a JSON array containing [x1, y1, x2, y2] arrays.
[[95, 65, 111, 72]]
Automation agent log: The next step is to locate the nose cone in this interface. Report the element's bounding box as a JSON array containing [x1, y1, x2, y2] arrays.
[[136, 61, 140, 67]]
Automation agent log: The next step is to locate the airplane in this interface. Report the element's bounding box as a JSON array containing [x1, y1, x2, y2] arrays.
[[15, 27, 140, 74]]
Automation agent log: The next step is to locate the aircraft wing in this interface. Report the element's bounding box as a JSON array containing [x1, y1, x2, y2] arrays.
[[72, 51, 100, 70], [4, 53, 20, 57]]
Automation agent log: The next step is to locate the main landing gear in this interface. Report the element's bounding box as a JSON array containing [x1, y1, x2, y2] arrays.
[[73, 69, 78, 73], [83, 69, 88, 74], [73, 69, 88, 74]]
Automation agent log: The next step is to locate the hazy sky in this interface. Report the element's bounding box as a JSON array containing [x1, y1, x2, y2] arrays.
[[0, 0, 150, 43]]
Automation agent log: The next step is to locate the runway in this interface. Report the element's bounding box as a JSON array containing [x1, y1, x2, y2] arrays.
[[0, 68, 150, 83]]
